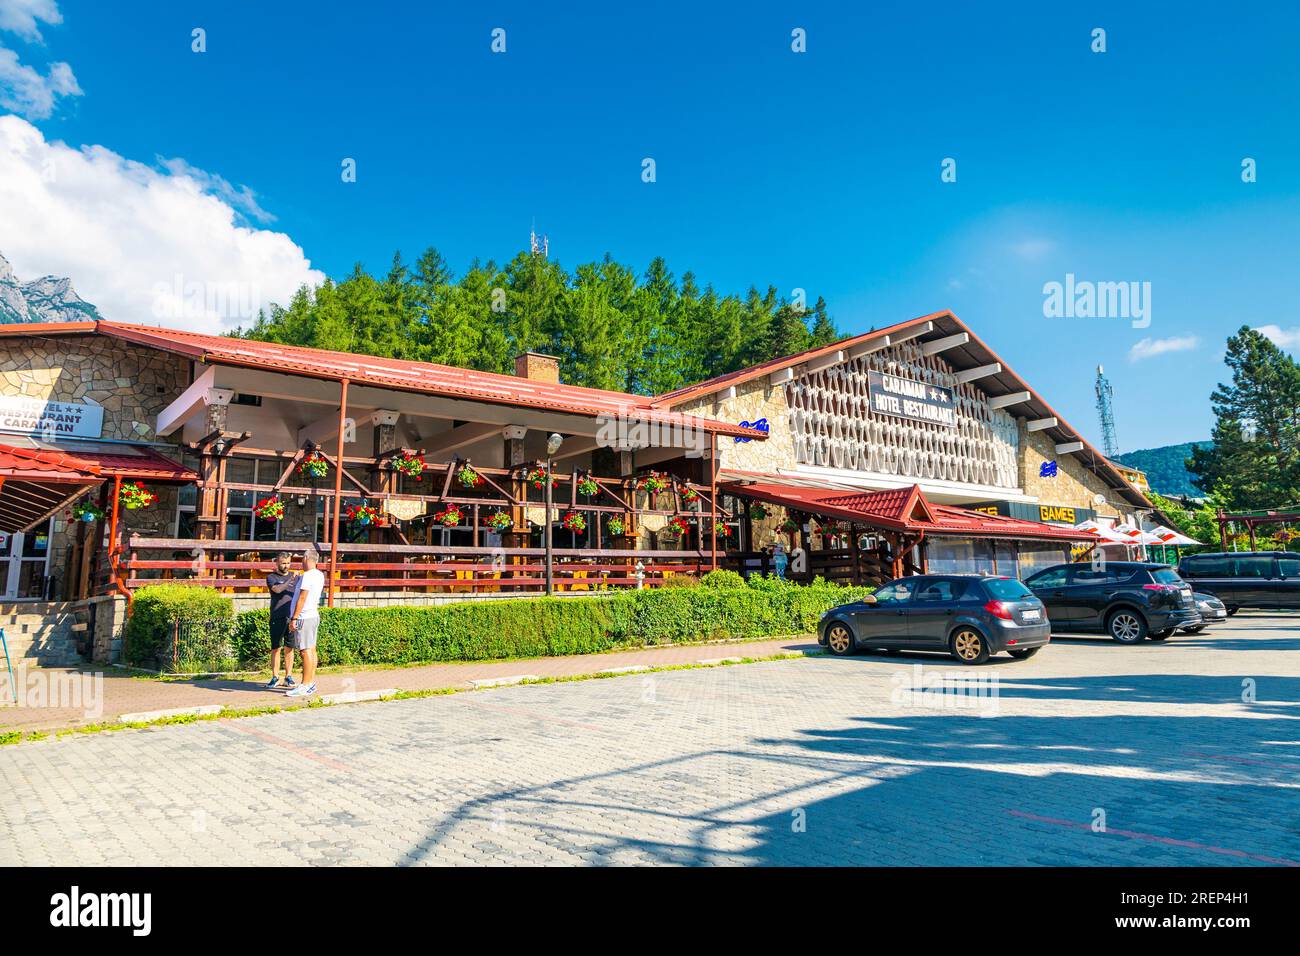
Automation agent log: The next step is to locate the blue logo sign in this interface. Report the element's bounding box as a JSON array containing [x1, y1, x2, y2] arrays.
[[1039, 460, 1058, 478], [735, 417, 770, 443]]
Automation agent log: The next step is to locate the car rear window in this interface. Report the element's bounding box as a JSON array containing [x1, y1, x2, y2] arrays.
[[1149, 568, 1184, 585], [984, 577, 1034, 600]]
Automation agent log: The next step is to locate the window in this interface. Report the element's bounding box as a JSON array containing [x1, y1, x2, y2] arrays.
[[1026, 567, 1068, 589], [872, 580, 917, 605], [1279, 558, 1300, 578], [1073, 567, 1124, 585], [1149, 568, 1184, 585], [914, 578, 975, 603], [983, 577, 1034, 601], [1181, 555, 1229, 576], [1233, 556, 1274, 578]]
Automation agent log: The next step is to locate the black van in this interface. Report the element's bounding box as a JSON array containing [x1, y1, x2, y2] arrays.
[[1175, 551, 1300, 612]]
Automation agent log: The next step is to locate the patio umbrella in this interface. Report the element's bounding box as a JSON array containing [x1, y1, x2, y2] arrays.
[[1148, 524, 1201, 547], [1072, 519, 1134, 544], [1113, 522, 1167, 546]]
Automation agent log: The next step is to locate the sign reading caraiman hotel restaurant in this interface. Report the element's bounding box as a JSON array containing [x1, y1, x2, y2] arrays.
[[867, 371, 957, 427], [0, 396, 104, 439]]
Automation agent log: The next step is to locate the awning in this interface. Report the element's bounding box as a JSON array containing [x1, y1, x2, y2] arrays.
[[723, 480, 1098, 543], [0, 444, 102, 534], [0, 442, 196, 534]]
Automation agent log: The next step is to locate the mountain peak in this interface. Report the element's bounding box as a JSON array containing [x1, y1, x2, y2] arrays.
[[0, 252, 101, 324]]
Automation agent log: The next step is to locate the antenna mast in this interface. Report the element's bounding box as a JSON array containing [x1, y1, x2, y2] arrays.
[[1095, 364, 1119, 458]]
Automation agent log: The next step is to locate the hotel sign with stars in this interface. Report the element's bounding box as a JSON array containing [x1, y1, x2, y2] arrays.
[[867, 371, 957, 428]]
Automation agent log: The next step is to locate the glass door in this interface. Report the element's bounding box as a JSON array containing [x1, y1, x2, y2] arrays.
[[1, 519, 53, 599]]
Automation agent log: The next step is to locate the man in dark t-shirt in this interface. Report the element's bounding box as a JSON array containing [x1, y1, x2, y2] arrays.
[[266, 552, 298, 689]]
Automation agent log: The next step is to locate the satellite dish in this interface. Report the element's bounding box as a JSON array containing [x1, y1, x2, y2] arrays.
[[1093, 493, 1106, 505]]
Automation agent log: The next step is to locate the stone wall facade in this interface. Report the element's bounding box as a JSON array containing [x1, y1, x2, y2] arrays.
[[1018, 426, 1139, 525]]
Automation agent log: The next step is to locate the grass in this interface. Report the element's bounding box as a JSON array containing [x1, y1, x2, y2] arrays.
[[0, 650, 820, 746]]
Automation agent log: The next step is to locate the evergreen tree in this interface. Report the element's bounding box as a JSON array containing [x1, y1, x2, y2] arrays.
[[1188, 326, 1300, 509]]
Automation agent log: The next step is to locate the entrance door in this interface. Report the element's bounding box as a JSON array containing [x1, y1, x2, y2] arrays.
[[1, 519, 53, 599]]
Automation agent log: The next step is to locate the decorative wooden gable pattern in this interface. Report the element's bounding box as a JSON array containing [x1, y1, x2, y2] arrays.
[[785, 339, 1020, 490]]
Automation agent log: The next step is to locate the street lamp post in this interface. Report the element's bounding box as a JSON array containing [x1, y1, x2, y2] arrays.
[[544, 433, 563, 596]]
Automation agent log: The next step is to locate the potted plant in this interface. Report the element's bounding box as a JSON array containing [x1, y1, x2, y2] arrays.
[[299, 451, 329, 479], [456, 463, 485, 489], [576, 475, 600, 497], [119, 481, 157, 511], [67, 500, 105, 523], [637, 472, 668, 494], [561, 511, 587, 533], [681, 486, 700, 504], [710, 521, 733, 540], [392, 451, 426, 481], [749, 502, 770, 520], [780, 516, 801, 534], [486, 510, 513, 532], [433, 505, 463, 527], [345, 503, 382, 527], [663, 515, 691, 539], [607, 515, 626, 536], [254, 497, 285, 521], [526, 467, 553, 491]]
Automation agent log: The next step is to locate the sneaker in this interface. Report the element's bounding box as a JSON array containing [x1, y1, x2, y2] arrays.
[[266, 676, 281, 689], [284, 675, 297, 688], [286, 683, 316, 698]]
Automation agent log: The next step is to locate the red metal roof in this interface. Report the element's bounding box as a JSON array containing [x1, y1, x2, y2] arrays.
[[725, 480, 1097, 542], [67, 447, 197, 482], [0, 443, 102, 481], [0, 321, 767, 441]]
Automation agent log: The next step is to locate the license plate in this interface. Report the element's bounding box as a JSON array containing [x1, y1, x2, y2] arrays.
[[1214, 609, 1226, 617], [1022, 609, 1041, 621]]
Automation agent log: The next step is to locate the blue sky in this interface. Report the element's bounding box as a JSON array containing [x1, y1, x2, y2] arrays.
[[4, 0, 1300, 451]]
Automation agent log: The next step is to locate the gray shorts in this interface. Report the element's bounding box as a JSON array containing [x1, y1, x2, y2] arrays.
[[293, 616, 320, 650]]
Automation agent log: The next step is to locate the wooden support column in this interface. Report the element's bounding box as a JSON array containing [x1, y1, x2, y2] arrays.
[[370, 410, 400, 495], [194, 392, 232, 541], [327, 379, 349, 608], [708, 434, 718, 571]]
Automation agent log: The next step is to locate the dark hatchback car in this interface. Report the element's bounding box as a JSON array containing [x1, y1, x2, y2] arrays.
[[1023, 562, 1199, 643], [818, 574, 1051, 664], [1176, 551, 1300, 613]]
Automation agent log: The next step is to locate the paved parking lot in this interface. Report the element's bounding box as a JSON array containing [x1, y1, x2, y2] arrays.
[[1, 612, 1297, 866]]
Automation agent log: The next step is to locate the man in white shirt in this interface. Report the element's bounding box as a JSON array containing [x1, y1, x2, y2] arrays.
[[285, 549, 325, 697]]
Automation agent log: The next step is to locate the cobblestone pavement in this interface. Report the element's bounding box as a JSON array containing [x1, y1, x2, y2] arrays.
[[1, 613, 1297, 866]]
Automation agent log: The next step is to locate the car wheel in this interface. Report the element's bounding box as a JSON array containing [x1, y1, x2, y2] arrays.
[[825, 622, 856, 657], [950, 627, 990, 665], [1150, 628, 1174, 639], [1178, 625, 1206, 635], [1107, 609, 1147, 644], [1226, 606, 1239, 616], [1008, 647, 1040, 659]]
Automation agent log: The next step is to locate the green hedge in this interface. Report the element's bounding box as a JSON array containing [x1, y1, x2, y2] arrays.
[[228, 576, 872, 668], [123, 585, 234, 668]]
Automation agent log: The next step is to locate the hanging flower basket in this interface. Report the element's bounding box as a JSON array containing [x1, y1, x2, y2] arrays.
[[486, 510, 514, 532], [607, 515, 626, 536], [780, 517, 801, 534], [749, 503, 770, 520], [433, 505, 463, 527], [816, 520, 845, 536], [663, 515, 691, 539], [345, 504, 382, 527], [254, 497, 285, 521], [561, 511, 587, 533], [299, 451, 329, 479], [681, 487, 700, 504], [119, 481, 157, 511], [67, 500, 105, 523], [637, 472, 668, 494], [710, 522, 733, 539], [526, 467, 554, 491], [392, 452, 426, 480], [576, 476, 600, 497], [456, 464, 485, 489]]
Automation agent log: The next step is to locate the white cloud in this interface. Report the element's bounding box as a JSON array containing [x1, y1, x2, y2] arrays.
[[0, 0, 62, 43], [1128, 335, 1200, 362], [1254, 324, 1300, 350], [1010, 238, 1055, 261], [158, 157, 276, 225], [0, 46, 79, 118], [0, 114, 324, 332]]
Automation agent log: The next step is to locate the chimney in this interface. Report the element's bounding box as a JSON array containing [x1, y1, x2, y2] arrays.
[[514, 351, 560, 384]]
